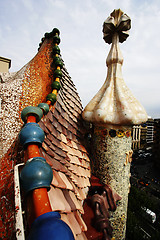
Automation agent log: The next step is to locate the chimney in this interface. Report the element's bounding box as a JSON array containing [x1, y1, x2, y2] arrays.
[[82, 9, 148, 239]]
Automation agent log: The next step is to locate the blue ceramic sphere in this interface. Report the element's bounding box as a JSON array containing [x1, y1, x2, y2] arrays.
[[19, 123, 45, 146], [20, 157, 53, 194], [27, 212, 74, 240]]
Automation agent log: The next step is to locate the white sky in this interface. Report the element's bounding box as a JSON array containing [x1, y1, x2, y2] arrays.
[[1, 0, 160, 118]]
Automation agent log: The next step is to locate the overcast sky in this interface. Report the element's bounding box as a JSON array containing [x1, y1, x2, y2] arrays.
[[1, 0, 160, 118]]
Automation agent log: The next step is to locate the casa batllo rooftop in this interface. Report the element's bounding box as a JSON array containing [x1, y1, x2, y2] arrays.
[[0, 5, 160, 240]]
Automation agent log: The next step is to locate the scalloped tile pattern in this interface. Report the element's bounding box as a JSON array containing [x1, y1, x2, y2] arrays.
[[39, 65, 91, 239]]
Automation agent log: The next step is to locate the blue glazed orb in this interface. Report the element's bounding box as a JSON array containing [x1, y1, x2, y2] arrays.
[[27, 212, 75, 240], [21, 106, 43, 123], [20, 157, 53, 194], [38, 103, 49, 115], [19, 123, 45, 146]]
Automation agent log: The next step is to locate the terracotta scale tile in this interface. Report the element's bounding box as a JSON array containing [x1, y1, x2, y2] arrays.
[[61, 108, 70, 121], [60, 100, 76, 118], [42, 142, 49, 151], [55, 156, 70, 167], [45, 147, 55, 158], [72, 148, 83, 158], [46, 111, 54, 122], [58, 172, 73, 190], [49, 187, 72, 213], [72, 110, 80, 119], [66, 130, 73, 140], [67, 212, 82, 236], [63, 91, 72, 101], [56, 94, 63, 108], [50, 104, 56, 114], [68, 164, 84, 178], [56, 189, 72, 213], [59, 116, 69, 129], [69, 173, 79, 186], [84, 177, 90, 188], [73, 175, 85, 188], [61, 78, 76, 93], [69, 190, 84, 213], [60, 133, 68, 143], [48, 187, 66, 212], [81, 159, 90, 170], [76, 166, 86, 177], [82, 153, 90, 162], [47, 134, 62, 148], [44, 153, 67, 173], [70, 133, 77, 143], [68, 164, 77, 175], [43, 137, 51, 146], [70, 141, 80, 150], [77, 188, 87, 201], [51, 116, 59, 128], [48, 142, 57, 152], [70, 183, 82, 201], [52, 169, 66, 189], [55, 101, 62, 114], [82, 168, 90, 178], [46, 122, 58, 138], [56, 121, 63, 133], [61, 213, 84, 240], [67, 138, 73, 148], [62, 189, 77, 211], [79, 144, 88, 154], [74, 211, 87, 232], [52, 108, 60, 120], [67, 154, 81, 166], [43, 117, 54, 133], [51, 172, 59, 187], [69, 120, 78, 130], [61, 214, 75, 238], [61, 126, 68, 136], [54, 147, 67, 158], [38, 121, 49, 134], [84, 168, 90, 178], [59, 105, 70, 121], [60, 141, 70, 153]]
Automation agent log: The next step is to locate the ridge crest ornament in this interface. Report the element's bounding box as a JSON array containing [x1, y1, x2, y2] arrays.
[[103, 9, 131, 44]]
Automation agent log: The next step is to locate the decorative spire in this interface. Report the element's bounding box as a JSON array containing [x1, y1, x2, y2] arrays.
[[103, 9, 131, 44], [82, 9, 148, 126]]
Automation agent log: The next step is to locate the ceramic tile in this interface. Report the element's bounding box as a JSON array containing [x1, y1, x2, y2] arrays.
[[67, 212, 82, 235], [48, 187, 66, 212], [58, 172, 73, 190], [62, 189, 77, 211], [52, 169, 66, 189], [74, 211, 87, 232]]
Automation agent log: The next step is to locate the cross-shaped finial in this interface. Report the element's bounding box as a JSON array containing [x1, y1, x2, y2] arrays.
[[103, 9, 131, 44]]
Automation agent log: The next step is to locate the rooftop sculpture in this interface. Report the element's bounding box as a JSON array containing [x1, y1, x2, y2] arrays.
[[82, 9, 148, 126]]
